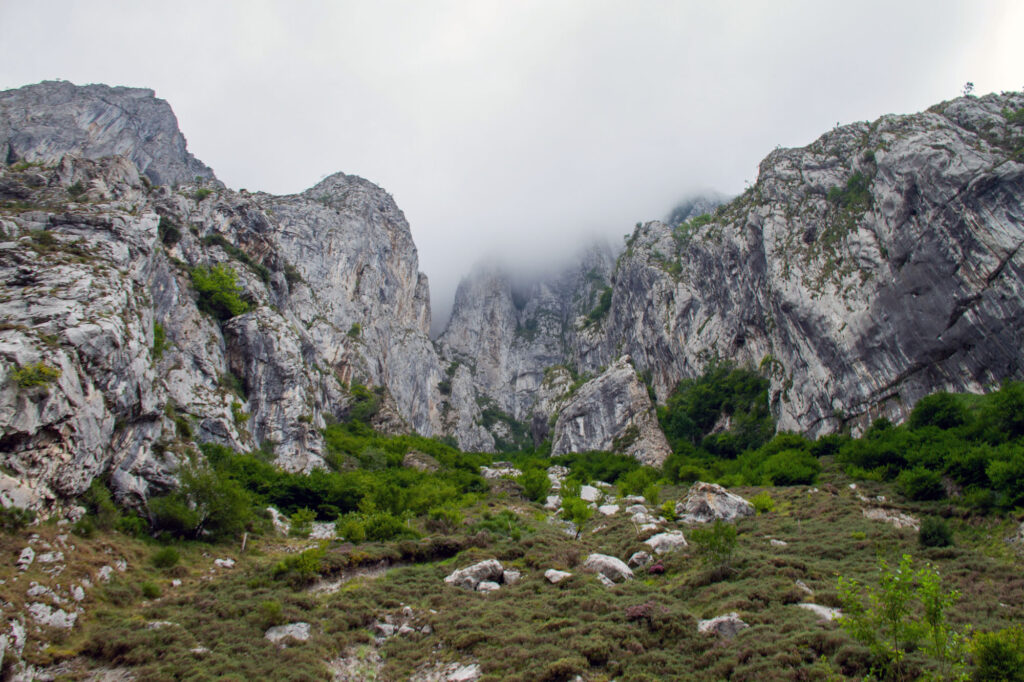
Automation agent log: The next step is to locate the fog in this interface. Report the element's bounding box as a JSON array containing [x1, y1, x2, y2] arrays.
[[2, 1, 1022, 332]]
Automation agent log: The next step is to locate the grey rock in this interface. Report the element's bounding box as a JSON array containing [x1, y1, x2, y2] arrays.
[[403, 450, 440, 472], [862, 507, 920, 530], [0, 81, 215, 186], [627, 550, 654, 568], [475, 581, 501, 592], [27, 602, 77, 629], [676, 482, 755, 523], [581, 553, 634, 583], [644, 530, 688, 554], [579, 485, 601, 503], [502, 569, 521, 585], [447, 664, 482, 682], [544, 569, 572, 584], [550, 357, 671, 466], [797, 603, 842, 622], [444, 559, 504, 591], [698, 612, 748, 638], [16, 547, 34, 571], [264, 622, 311, 646], [597, 504, 620, 516]]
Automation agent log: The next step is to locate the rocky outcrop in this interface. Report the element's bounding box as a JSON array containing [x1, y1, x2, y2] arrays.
[[676, 482, 755, 523], [550, 357, 671, 466], [697, 613, 749, 638], [583, 92, 1024, 436], [0, 82, 442, 511], [0, 81, 215, 186], [443, 559, 508, 591]]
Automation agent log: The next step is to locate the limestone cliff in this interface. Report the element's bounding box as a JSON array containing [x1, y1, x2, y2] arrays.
[[0, 82, 441, 512]]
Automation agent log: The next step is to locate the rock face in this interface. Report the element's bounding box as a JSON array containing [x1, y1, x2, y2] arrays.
[[676, 482, 755, 523], [0, 82, 441, 511], [0, 81, 215, 186], [581, 92, 1024, 436], [550, 357, 671, 466]]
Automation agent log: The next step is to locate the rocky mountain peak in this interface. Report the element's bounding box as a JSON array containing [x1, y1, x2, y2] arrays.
[[0, 80, 216, 186]]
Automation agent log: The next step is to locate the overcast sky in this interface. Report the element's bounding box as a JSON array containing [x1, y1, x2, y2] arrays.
[[2, 1, 1022, 331]]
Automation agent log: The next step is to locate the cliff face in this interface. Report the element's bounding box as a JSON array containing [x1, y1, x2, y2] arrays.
[[0, 82, 440, 512], [436, 245, 615, 450], [441, 92, 1024, 447], [584, 92, 1024, 436]]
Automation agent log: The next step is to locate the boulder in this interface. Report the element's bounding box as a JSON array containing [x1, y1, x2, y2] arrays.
[[644, 530, 688, 554], [581, 553, 634, 583], [502, 569, 522, 585], [698, 612, 748, 638], [676, 482, 754, 523], [544, 569, 572, 584], [476, 581, 501, 593], [598, 504, 620, 516], [265, 622, 311, 646], [444, 559, 505, 590], [580, 485, 601, 503], [403, 450, 440, 472], [628, 550, 653, 568]]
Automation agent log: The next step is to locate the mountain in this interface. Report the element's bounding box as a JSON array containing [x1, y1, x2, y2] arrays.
[[0, 81, 441, 512], [3, 79, 1024, 514]]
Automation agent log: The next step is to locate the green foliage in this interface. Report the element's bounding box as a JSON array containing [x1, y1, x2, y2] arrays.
[[347, 322, 362, 338], [616, 467, 660, 496], [152, 321, 168, 360], [970, 625, 1024, 682], [189, 264, 250, 320], [750, 491, 775, 514], [472, 509, 524, 540], [658, 361, 774, 455], [272, 544, 325, 586], [193, 187, 213, 201], [585, 286, 613, 325], [897, 466, 945, 501], [141, 581, 161, 599], [150, 546, 181, 570], [201, 233, 272, 283], [257, 600, 285, 630], [919, 517, 953, 548], [827, 171, 872, 211], [551, 450, 640, 485], [10, 361, 61, 388], [347, 383, 381, 424], [517, 467, 552, 503], [81, 479, 121, 530], [288, 507, 316, 538], [910, 392, 969, 430], [157, 216, 181, 246], [0, 505, 36, 532], [147, 463, 253, 541], [761, 448, 821, 485], [67, 181, 87, 198], [642, 483, 660, 507], [689, 520, 737, 571], [560, 496, 594, 539], [839, 554, 965, 680]]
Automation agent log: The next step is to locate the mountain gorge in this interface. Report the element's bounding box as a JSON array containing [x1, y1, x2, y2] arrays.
[[2, 81, 1024, 514]]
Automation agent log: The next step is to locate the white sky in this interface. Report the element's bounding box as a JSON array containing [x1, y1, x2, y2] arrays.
[[2, 1, 1023, 330]]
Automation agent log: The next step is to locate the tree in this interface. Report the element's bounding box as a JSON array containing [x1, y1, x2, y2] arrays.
[[561, 496, 594, 539], [963, 82, 975, 96]]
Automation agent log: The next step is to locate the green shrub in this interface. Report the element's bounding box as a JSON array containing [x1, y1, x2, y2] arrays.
[[10, 361, 61, 388], [0, 506, 37, 532], [272, 545, 325, 586], [517, 467, 551, 503], [336, 515, 367, 543], [910, 392, 969, 430], [347, 323, 362, 338], [560, 496, 594, 539], [257, 600, 285, 629], [158, 216, 181, 246], [970, 625, 1024, 682], [897, 466, 945, 501], [616, 467, 659, 496], [761, 449, 821, 485], [918, 517, 953, 548], [147, 464, 253, 541], [189, 264, 250, 321], [289, 507, 316, 538], [151, 546, 181, 570], [689, 520, 737, 571], [72, 516, 96, 538], [364, 511, 419, 542], [750, 491, 775, 514], [67, 181, 87, 197], [140, 581, 161, 599], [152, 322, 168, 360], [194, 188, 213, 201], [642, 483, 660, 507]]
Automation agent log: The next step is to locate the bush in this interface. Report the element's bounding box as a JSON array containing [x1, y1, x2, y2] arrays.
[[158, 216, 181, 246], [151, 546, 181, 570], [152, 322, 168, 360], [897, 466, 945, 501], [141, 582, 161, 599], [689, 520, 737, 571], [970, 625, 1024, 682], [289, 507, 316, 538], [10, 361, 61, 388], [910, 393, 969, 430], [761, 449, 821, 485], [750, 491, 775, 514], [272, 545, 325, 587], [918, 517, 953, 548], [518, 468, 551, 503], [257, 600, 285, 630], [336, 515, 367, 543], [189, 264, 250, 321]]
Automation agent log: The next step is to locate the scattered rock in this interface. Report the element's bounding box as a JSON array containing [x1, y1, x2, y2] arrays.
[[544, 569, 572, 584], [97, 566, 114, 582], [267, 507, 291, 535], [795, 580, 814, 596], [476, 581, 501, 593], [36, 551, 64, 564], [309, 522, 336, 540], [862, 507, 920, 531], [214, 558, 235, 569], [264, 622, 311, 646], [480, 464, 521, 479], [644, 531, 687, 554], [581, 553, 634, 583], [447, 663, 482, 682], [676, 482, 755, 523], [71, 585, 85, 601], [444, 559, 505, 590], [502, 569, 521, 585], [543, 495, 561, 511], [546, 466, 569, 490], [17, 547, 34, 571], [627, 551, 653, 568], [797, 603, 842, 622], [697, 612, 748, 638], [27, 602, 77, 629], [373, 622, 396, 638], [770, 539, 788, 547], [580, 485, 601, 503]]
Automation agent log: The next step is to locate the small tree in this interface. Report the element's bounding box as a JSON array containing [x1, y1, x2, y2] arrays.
[[561, 496, 594, 540], [689, 520, 737, 573], [518, 468, 551, 503]]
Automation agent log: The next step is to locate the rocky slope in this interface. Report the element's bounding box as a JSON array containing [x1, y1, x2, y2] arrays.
[[0, 82, 441, 512]]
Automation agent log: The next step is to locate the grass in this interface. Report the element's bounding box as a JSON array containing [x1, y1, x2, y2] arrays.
[[4, 462, 1021, 680]]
